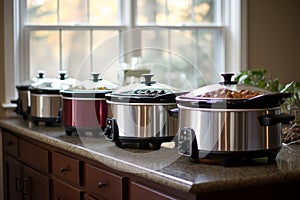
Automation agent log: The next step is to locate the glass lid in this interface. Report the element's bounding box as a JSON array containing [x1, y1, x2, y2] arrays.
[[176, 73, 293, 109], [180, 73, 273, 100], [30, 71, 77, 93], [17, 70, 51, 89], [69, 73, 118, 91], [113, 74, 183, 96], [106, 74, 186, 103]]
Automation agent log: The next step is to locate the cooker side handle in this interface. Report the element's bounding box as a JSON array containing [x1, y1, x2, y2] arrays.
[[104, 118, 119, 142], [258, 113, 295, 126], [168, 108, 179, 118]]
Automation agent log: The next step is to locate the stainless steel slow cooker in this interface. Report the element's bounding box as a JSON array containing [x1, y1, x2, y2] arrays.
[[174, 73, 294, 164], [104, 74, 186, 149], [60, 73, 118, 136], [11, 71, 47, 120], [29, 71, 76, 126]]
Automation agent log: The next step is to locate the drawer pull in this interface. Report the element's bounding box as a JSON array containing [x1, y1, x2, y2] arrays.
[[60, 166, 69, 173], [16, 177, 23, 192], [98, 182, 106, 188]]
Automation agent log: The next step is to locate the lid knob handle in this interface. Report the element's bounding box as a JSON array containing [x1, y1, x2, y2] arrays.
[[142, 74, 156, 86], [37, 70, 45, 79], [220, 73, 237, 85], [91, 73, 101, 82], [58, 70, 67, 80]]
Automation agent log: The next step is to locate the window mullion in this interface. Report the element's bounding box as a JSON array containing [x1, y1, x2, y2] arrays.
[[57, 0, 60, 24], [87, 0, 90, 24], [123, 0, 142, 64], [59, 30, 62, 70], [90, 30, 93, 72]]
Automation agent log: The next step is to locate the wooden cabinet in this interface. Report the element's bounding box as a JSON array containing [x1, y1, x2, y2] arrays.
[[2, 130, 50, 200], [1, 128, 188, 200]]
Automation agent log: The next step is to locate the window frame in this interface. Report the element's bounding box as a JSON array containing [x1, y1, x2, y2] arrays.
[[2, 0, 247, 107]]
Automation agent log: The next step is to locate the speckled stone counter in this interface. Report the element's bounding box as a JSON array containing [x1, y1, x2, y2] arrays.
[[1, 117, 300, 194]]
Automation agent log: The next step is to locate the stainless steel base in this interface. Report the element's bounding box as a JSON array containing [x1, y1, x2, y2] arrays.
[[30, 94, 61, 118], [178, 105, 282, 152], [108, 102, 178, 138]]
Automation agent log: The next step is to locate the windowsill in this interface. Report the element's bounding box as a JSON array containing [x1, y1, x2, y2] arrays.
[[1, 103, 17, 109]]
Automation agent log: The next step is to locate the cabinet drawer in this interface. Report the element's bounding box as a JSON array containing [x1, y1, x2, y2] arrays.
[[52, 151, 81, 185], [53, 178, 82, 200], [3, 130, 19, 158], [131, 181, 176, 200], [85, 164, 125, 200], [19, 139, 50, 174]]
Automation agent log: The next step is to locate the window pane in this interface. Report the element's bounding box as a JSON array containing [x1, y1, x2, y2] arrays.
[[89, 0, 119, 25], [62, 31, 90, 79], [59, 0, 88, 25], [74, 30, 120, 81], [137, 29, 219, 90], [26, 0, 58, 25], [26, 0, 120, 25], [136, 0, 217, 25], [92, 30, 119, 75], [30, 31, 59, 78]]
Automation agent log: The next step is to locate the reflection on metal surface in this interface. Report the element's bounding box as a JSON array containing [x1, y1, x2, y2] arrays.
[[30, 94, 61, 118], [178, 106, 282, 152], [111, 104, 178, 138]]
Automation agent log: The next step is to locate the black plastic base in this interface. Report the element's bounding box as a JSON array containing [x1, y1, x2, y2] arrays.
[[194, 147, 281, 167], [115, 136, 175, 150], [64, 126, 104, 137], [31, 117, 61, 126]]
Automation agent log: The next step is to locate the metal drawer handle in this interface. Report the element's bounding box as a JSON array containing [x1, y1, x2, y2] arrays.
[[98, 182, 106, 188], [16, 177, 23, 192], [60, 166, 69, 173], [23, 178, 31, 195]]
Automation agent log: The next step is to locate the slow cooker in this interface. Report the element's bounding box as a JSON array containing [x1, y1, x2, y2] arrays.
[[11, 71, 48, 120], [29, 71, 75, 126], [173, 73, 294, 165], [60, 73, 118, 136], [104, 74, 186, 150]]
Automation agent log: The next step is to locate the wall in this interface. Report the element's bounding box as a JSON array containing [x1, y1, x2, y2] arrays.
[[0, 0, 6, 119], [247, 0, 300, 84]]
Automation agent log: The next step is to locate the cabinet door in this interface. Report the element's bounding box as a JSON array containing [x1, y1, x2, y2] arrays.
[[131, 181, 176, 200], [3, 155, 24, 200], [23, 165, 50, 200]]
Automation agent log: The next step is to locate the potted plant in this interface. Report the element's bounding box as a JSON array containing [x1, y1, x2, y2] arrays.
[[235, 69, 300, 143]]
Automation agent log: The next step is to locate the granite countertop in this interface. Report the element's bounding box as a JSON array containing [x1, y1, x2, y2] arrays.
[[1, 117, 300, 194]]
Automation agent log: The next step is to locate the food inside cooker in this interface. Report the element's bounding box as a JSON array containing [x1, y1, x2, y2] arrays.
[[70, 86, 109, 90], [198, 88, 261, 98]]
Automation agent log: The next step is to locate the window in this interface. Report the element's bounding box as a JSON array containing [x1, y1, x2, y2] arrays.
[[4, 0, 246, 104]]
